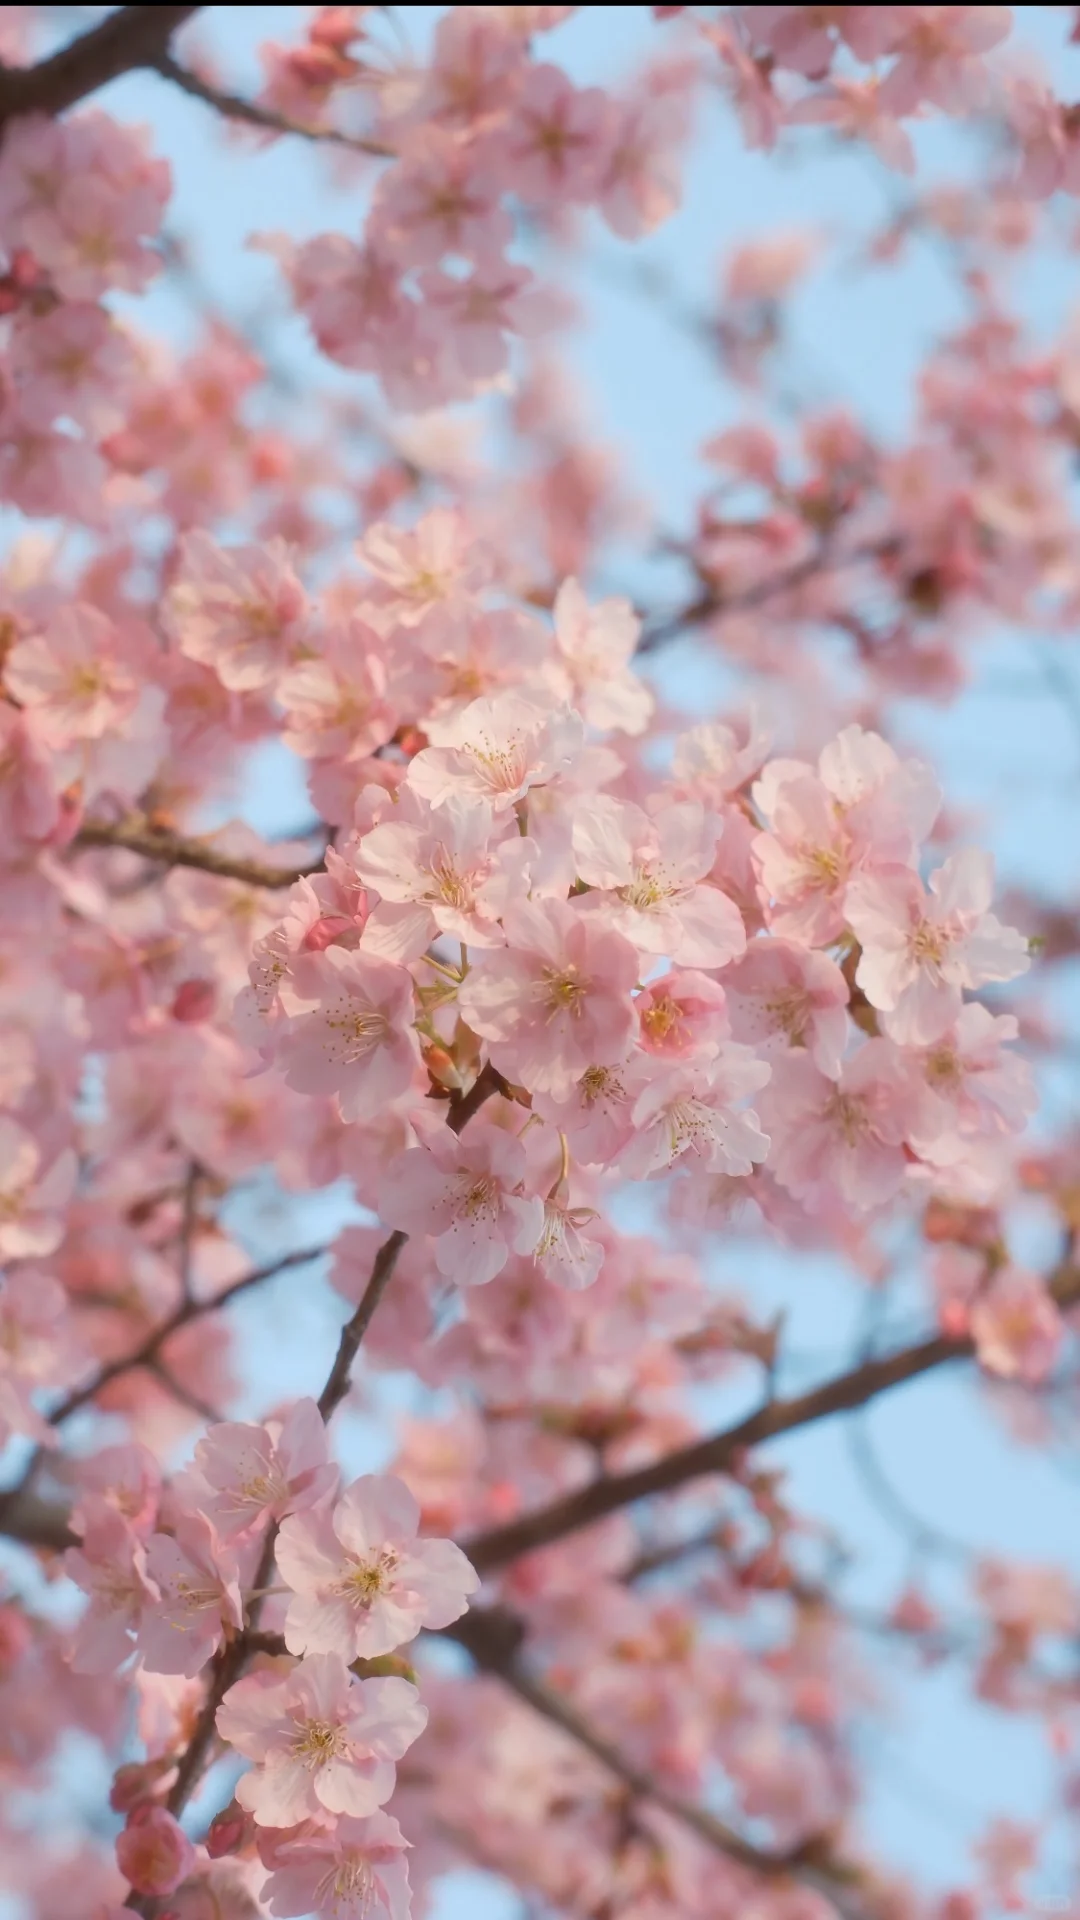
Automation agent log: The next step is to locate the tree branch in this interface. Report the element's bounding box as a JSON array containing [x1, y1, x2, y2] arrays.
[[0, 6, 202, 126], [464, 1266, 1080, 1575], [73, 815, 324, 889], [152, 51, 393, 157], [317, 1230, 408, 1422]]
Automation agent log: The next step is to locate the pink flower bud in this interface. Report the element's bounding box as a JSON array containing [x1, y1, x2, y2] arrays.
[[109, 1758, 173, 1814], [205, 1799, 255, 1858], [116, 1805, 196, 1897], [171, 977, 217, 1023]]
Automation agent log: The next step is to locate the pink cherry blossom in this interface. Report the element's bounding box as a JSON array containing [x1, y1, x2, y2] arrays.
[[5, 606, 139, 746], [257, 1810, 411, 1920], [0, 1118, 76, 1259], [971, 1268, 1064, 1386], [724, 939, 850, 1076], [757, 1041, 920, 1211], [457, 896, 640, 1097], [164, 532, 308, 691], [355, 793, 534, 960], [618, 1048, 771, 1180], [495, 62, 613, 204], [138, 1513, 245, 1677], [275, 947, 422, 1120], [406, 692, 585, 813], [379, 1122, 544, 1286], [116, 1806, 196, 1898], [573, 798, 746, 967], [66, 1506, 160, 1673], [552, 578, 652, 735], [636, 969, 730, 1062], [847, 851, 1030, 1045], [355, 506, 487, 631], [192, 1399, 339, 1540], [217, 1653, 427, 1826], [276, 1471, 479, 1659]]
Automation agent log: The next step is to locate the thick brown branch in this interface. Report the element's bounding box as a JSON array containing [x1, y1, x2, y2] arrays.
[[153, 51, 393, 157], [465, 1267, 1080, 1575], [74, 815, 323, 889], [0, 6, 201, 126]]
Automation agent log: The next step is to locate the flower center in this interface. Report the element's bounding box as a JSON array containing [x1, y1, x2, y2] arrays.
[[925, 1046, 961, 1090], [336, 1548, 399, 1610], [293, 1718, 348, 1770], [618, 866, 675, 912], [453, 1173, 500, 1222], [580, 1065, 624, 1107], [316, 1856, 376, 1918], [826, 1091, 869, 1146], [540, 964, 587, 1018], [764, 988, 811, 1044], [641, 994, 683, 1045], [803, 844, 846, 887], [911, 920, 947, 965], [324, 1004, 390, 1064]]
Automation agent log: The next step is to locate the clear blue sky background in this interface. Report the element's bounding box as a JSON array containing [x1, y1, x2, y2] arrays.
[[16, 6, 1080, 1911]]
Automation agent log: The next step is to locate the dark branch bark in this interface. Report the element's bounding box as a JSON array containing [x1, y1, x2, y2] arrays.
[[0, 6, 202, 126], [465, 1267, 1080, 1575], [153, 51, 393, 156], [73, 815, 323, 889]]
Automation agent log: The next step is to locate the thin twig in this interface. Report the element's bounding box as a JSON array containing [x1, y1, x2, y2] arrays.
[[153, 51, 394, 158], [73, 815, 324, 889]]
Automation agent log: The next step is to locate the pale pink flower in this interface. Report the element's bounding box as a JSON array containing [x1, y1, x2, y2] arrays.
[[724, 939, 850, 1076], [971, 1268, 1064, 1386], [531, 1194, 605, 1289], [258, 1810, 411, 1920], [907, 1006, 1037, 1169], [116, 1806, 195, 1899], [6, 606, 139, 746], [139, 1512, 245, 1678], [276, 1471, 479, 1659], [531, 1058, 648, 1168], [635, 969, 730, 1061], [370, 131, 512, 271], [495, 62, 613, 203], [671, 711, 771, 804], [753, 726, 940, 947], [847, 851, 1030, 1045], [552, 578, 652, 735], [356, 793, 534, 961], [356, 506, 486, 629], [457, 897, 639, 1097], [72, 1444, 161, 1539], [275, 948, 422, 1121], [0, 1268, 72, 1447], [598, 90, 684, 240], [573, 798, 745, 967], [66, 1506, 159, 1673], [217, 1653, 427, 1826], [379, 1123, 544, 1286], [164, 533, 308, 691], [757, 1042, 919, 1211], [0, 1118, 76, 1258], [618, 1049, 771, 1180], [10, 301, 136, 435], [192, 1399, 339, 1541], [279, 626, 396, 760], [407, 692, 584, 814]]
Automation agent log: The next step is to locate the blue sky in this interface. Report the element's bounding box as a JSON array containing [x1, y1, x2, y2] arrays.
[[20, 5, 1080, 1910]]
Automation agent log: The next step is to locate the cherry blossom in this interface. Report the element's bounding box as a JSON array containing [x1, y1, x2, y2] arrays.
[[217, 1654, 427, 1826], [379, 1123, 545, 1286], [116, 1806, 195, 1899], [276, 1471, 479, 1659], [190, 1399, 339, 1540], [573, 798, 746, 968], [275, 948, 422, 1120], [970, 1268, 1064, 1385]]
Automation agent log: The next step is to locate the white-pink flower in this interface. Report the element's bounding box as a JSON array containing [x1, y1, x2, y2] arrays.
[[971, 1268, 1064, 1385], [573, 798, 745, 968], [406, 692, 584, 813], [635, 968, 730, 1062], [757, 1041, 919, 1211], [6, 606, 138, 747], [275, 948, 421, 1121], [217, 1653, 427, 1827], [66, 1506, 159, 1674], [192, 1399, 339, 1541], [276, 1471, 479, 1660], [618, 1049, 771, 1180], [379, 1123, 544, 1286], [457, 896, 639, 1097], [846, 850, 1030, 1045], [356, 793, 533, 961], [0, 1118, 76, 1259], [138, 1512, 245, 1678], [259, 1809, 411, 1920], [164, 533, 308, 692], [356, 506, 486, 631], [552, 577, 652, 735], [724, 939, 850, 1076]]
